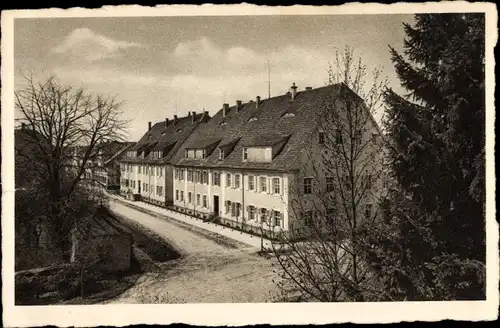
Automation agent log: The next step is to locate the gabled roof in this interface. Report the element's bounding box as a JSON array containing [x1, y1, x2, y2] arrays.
[[242, 134, 290, 147], [104, 142, 136, 166], [172, 83, 349, 171], [121, 112, 210, 164]]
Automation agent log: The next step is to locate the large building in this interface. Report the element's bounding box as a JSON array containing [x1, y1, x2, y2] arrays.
[[169, 83, 383, 237], [119, 112, 210, 205]]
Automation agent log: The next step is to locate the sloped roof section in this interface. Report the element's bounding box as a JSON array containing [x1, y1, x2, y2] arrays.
[[121, 111, 210, 164], [172, 83, 349, 171]]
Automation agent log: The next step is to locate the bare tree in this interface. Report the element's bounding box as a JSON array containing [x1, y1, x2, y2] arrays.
[[270, 47, 390, 302], [15, 75, 127, 262]]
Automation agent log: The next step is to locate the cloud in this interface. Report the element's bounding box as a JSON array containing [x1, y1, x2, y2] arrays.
[[52, 27, 143, 62]]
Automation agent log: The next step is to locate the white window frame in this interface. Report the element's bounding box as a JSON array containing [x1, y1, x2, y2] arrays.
[[235, 174, 241, 189], [243, 147, 248, 160], [260, 176, 267, 193], [248, 175, 255, 191], [219, 148, 224, 160], [272, 177, 280, 194], [226, 173, 232, 187]]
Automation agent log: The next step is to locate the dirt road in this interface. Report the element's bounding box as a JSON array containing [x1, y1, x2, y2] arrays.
[[107, 200, 280, 303]]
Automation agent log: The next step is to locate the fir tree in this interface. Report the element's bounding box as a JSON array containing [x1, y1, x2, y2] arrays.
[[364, 13, 486, 300]]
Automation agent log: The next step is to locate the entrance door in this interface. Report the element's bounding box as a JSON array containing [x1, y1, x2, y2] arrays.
[[213, 195, 220, 215], [138, 180, 141, 193]]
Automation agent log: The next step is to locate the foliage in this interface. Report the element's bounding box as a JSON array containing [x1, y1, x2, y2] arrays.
[[271, 49, 389, 301], [15, 75, 127, 262], [364, 13, 486, 300]]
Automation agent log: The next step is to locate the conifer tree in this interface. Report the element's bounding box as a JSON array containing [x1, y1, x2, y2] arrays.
[[364, 13, 486, 300]]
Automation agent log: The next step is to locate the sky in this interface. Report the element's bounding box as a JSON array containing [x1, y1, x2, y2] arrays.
[[14, 14, 414, 141]]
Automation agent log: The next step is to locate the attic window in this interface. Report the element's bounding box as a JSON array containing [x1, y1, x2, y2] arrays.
[[248, 117, 258, 122], [220, 121, 227, 126], [177, 129, 182, 132], [161, 132, 166, 136], [282, 112, 295, 118], [219, 148, 224, 160]]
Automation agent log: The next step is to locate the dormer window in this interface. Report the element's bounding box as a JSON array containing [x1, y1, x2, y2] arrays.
[[242, 147, 248, 160], [281, 112, 295, 118], [220, 121, 227, 126], [248, 117, 258, 122], [185, 150, 188, 159], [177, 129, 182, 132], [219, 148, 224, 160]]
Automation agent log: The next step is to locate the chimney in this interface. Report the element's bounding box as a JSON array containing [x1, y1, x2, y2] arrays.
[[305, 86, 312, 91], [165, 118, 169, 127], [174, 115, 178, 125], [192, 111, 197, 123], [148, 121, 152, 131], [256, 96, 261, 108], [236, 100, 242, 112], [291, 82, 298, 100], [188, 112, 191, 117], [222, 103, 229, 117]]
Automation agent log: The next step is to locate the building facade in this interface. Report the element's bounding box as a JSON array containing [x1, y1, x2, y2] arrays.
[[119, 112, 210, 205], [170, 83, 384, 237]]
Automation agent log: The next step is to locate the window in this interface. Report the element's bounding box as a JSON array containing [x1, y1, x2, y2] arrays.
[[319, 131, 325, 145], [197, 194, 201, 206], [195, 171, 201, 183], [326, 177, 334, 192], [365, 204, 373, 218], [260, 208, 268, 223], [176, 190, 179, 201], [235, 174, 241, 189], [303, 178, 312, 194], [202, 171, 208, 184], [179, 169, 184, 181], [179, 191, 184, 202], [336, 129, 343, 144], [260, 177, 267, 192], [225, 201, 232, 214], [248, 175, 255, 191], [203, 195, 207, 208], [138, 166, 141, 173], [187, 170, 193, 182], [188, 192, 192, 203], [159, 186, 163, 196], [243, 148, 248, 160], [236, 203, 241, 217], [226, 173, 232, 187], [219, 148, 224, 160], [272, 177, 280, 194], [231, 202, 236, 216], [273, 211, 282, 227], [201, 149, 206, 159], [372, 133, 379, 145], [185, 150, 188, 159], [213, 172, 220, 186], [248, 206, 256, 221]]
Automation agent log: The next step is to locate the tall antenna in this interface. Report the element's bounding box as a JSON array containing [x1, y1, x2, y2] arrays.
[[267, 58, 271, 99]]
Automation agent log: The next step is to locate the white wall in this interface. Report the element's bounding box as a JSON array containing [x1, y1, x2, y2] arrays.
[[173, 167, 292, 231]]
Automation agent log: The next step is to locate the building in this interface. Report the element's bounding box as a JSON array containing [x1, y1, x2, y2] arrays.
[[119, 112, 211, 205], [170, 83, 383, 238], [94, 142, 136, 190]]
